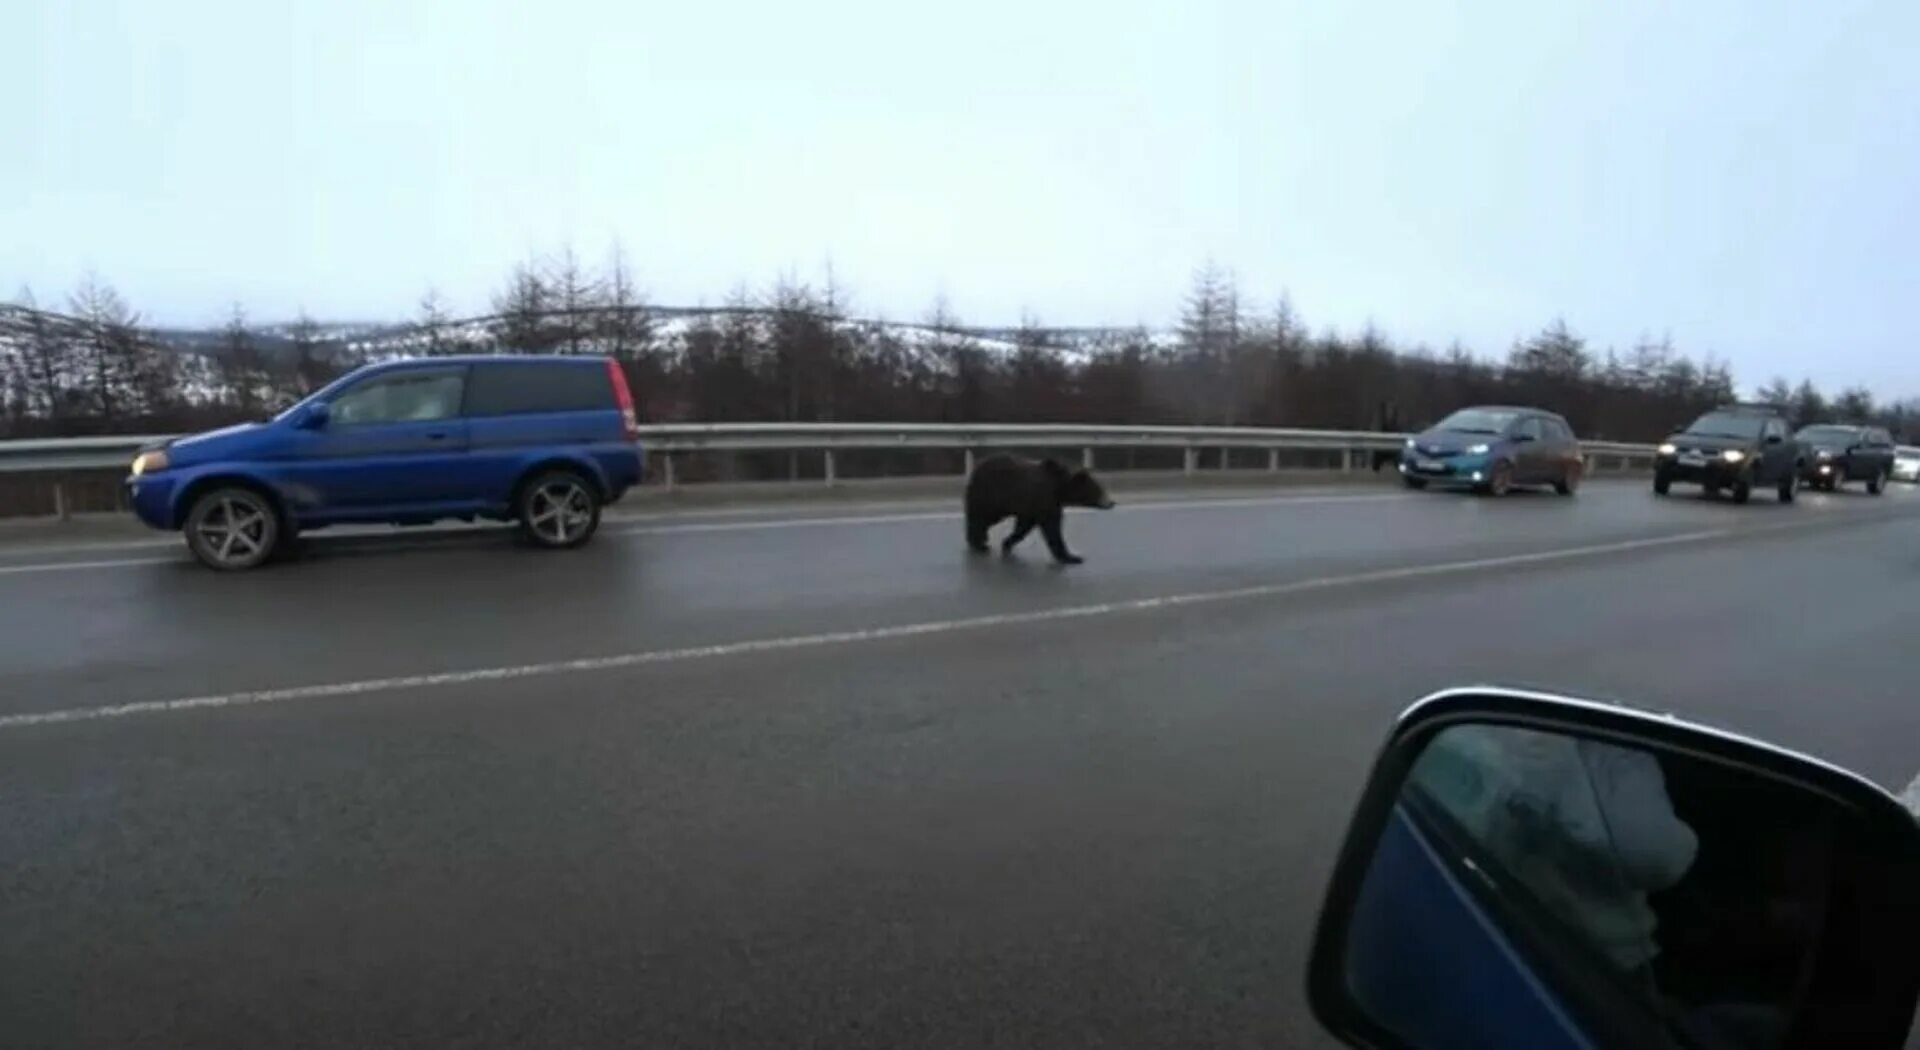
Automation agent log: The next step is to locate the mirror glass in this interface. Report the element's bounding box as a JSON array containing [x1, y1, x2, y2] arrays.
[[1342, 723, 1846, 1050]]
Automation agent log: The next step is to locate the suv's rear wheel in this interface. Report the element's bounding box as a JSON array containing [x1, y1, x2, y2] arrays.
[[1867, 468, 1886, 496], [1777, 471, 1798, 504], [518, 470, 602, 549], [1730, 479, 1753, 504], [1653, 472, 1671, 496], [184, 486, 280, 571]]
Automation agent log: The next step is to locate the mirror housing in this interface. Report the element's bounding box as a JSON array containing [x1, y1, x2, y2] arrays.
[[1309, 687, 1920, 1050], [294, 402, 331, 430], [1766, 434, 1785, 445]]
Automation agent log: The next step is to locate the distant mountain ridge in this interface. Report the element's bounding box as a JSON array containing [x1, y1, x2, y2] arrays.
[[0, 301, 1162, 363]]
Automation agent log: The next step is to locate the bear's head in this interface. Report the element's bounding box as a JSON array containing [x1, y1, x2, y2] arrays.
[[1044, 460, 1116, 510]]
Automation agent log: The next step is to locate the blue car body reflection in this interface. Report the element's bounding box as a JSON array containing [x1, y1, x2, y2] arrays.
[[1345, 806, 1595, 1050]]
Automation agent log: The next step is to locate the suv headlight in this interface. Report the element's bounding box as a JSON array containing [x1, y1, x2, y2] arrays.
[[1721, 449, 1746, 463], [1658, 443, 1677, 456], [131, 450, 170, 476], [1466, 443, 1490, 455], [1403, 438, 1416, 449]]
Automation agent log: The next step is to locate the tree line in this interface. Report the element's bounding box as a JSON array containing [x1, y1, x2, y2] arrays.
[[3, 256, 1912, 445]]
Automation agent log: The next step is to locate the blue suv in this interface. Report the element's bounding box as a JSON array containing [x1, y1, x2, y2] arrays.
[[127, 355, 644, 570]]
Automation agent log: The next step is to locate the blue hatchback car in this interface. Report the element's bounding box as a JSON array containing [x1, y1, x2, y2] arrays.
[[1399, 405, 1583, 497], [127, 355, 644, 569]]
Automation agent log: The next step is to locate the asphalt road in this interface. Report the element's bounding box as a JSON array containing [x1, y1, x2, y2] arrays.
[[4, 478, 1919, 1048]]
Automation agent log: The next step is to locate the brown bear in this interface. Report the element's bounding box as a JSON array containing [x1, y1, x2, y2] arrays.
[[964, 455, 1115, 564]]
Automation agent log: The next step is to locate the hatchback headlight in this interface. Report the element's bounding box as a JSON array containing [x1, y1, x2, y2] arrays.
[[131, 449, 170, 476], [1404, 438, 1416, 449], [1466, 443, 1491, 455], [1658, 443, 1677, 456], [1721, 449, 1746, 464]]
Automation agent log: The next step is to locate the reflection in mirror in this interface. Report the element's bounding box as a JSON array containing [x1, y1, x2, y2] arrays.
[[1345, 724, 1839, 1050]]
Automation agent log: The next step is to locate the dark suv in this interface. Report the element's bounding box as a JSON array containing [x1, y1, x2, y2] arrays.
[[127, 356, 644, 569], [1653, 406, 1801, 504], [1794, 424, 1897, 494]]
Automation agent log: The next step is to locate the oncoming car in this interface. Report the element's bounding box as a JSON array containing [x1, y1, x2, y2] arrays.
[[126, 356, 644, 570], [1653, 405, 1800, 504], [1398, 406, 1583, 497], [1895, 445, 1920, 484], [1795, 424, 1896, 493]]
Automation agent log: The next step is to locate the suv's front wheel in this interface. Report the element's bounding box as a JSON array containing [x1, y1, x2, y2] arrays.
[[1867, 467, 1887, 496], [184, 486, 281, 571], [518, 470, 602, 549], [1777, 470, 1798, 504]]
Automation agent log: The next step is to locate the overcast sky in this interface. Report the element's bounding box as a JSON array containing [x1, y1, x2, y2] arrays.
[[6, 0, 1917, 395]]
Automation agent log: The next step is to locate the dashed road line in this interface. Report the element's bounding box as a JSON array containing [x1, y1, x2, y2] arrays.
[[0, 556, 179, 576], [0, 491, 1415, 571], [0, 526, 1727, 730]]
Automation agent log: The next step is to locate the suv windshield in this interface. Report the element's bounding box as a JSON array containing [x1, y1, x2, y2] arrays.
[[1435, 409, 1518, 435], [1682, 413, 1765, 440], [1794, 426, 1858, 444]]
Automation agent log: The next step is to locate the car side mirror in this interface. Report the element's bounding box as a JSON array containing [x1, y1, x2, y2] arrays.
[[1766, 434, 1784, 445], [295, 402, 331, 430], [1309, 688, 1920, 1050]]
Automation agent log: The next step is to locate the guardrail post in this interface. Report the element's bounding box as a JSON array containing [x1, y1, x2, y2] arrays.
[[1343, 448, 1356, 473], [661, 454, 676, 491], [1183, 447, 1197, 476], [824, 449, 837, 487], [1267, 448, 1280, 472], [963, 448, 975, 476], [53, 481, 69, 521], [1082, 447, 1094, 470]]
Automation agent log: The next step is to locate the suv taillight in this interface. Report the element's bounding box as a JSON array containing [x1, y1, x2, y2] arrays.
[[605, 358, 640, 441]]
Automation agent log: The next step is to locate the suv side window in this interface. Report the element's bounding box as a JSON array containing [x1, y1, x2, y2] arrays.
[[330, 369, 467, 426], [464, 361, 614, 417], [1516, 417, 1545, 442]]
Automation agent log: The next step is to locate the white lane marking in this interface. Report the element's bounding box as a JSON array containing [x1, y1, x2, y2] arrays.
[[616, 491, 1414, 536], [0, 527, 1728, 731], [0, 556, 178, 576], [0, 491, 1416, 571], [0, 536, 179, 557]]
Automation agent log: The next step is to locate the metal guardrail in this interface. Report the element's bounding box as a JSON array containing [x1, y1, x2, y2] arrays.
[[0, 424, 1658, 472], [0, 424, 1659, 517]]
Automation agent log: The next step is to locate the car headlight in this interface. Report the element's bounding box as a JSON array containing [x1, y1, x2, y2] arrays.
[[1466, 443, 1490, 455], [1404, 438, 1416, 449], [1657, 443, 1677, 456], [130, 450, 170, 476], [1721, 449, 1746, 464]]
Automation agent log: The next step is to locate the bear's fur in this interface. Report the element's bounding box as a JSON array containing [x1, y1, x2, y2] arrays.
[[964, 455, 1114, 564]]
